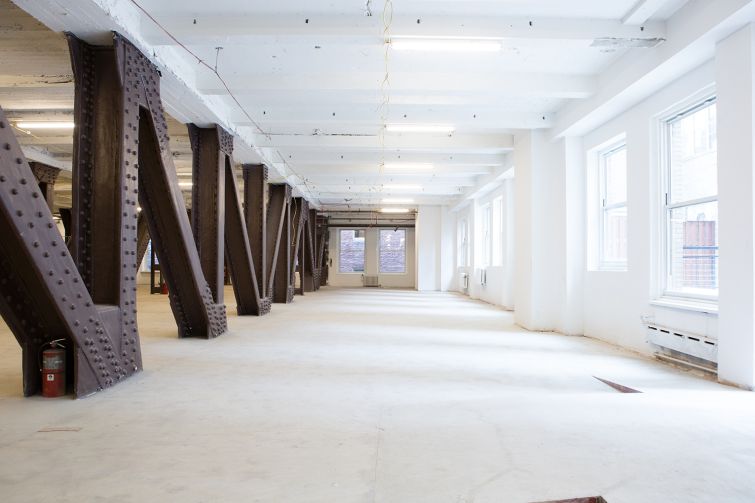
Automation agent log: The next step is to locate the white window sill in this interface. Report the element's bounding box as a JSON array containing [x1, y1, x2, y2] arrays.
[[650, 297, 718, 315]]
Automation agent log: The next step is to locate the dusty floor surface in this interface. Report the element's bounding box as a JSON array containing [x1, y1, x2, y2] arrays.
[[0, 286, 754, 503]]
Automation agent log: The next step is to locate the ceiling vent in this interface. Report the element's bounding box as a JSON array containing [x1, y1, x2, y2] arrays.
[[591, 37, 666, 49]]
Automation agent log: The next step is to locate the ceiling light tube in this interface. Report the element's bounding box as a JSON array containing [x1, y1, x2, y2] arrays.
[[383, 163, 434, 171], [380, 208, 411, 214], [390, 38, 502, 53], [15, 121, 75, 130], [385, 124, 455, 134], [178, 182, 193, 188]]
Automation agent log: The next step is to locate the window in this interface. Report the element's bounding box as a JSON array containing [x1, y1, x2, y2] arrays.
[[663, 98, 718, 299], [458, 219, 469, 267], [339, 229, 365, 273], [599, 143, 628, 270], [492, 196, 503, 266], [481, 204, 492, 267], [379, 229, 406, 273]]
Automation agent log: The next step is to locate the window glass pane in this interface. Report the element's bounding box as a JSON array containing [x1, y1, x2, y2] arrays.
[[669, 103, 717, 204], [379, 229, 406, 273], [602, 206, 627, 263], [339, 229, 365, 272], [668, 201, 718, 294], [604, 147, 627, 206], [458, 219, 468, 266], [482, 205, 491, 266], [492, 198, 503, 266]]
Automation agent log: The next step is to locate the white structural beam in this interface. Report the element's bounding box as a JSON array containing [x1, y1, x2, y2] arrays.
[[20, 146, 72, 171], [198, 72, 595, 99], [141, 15, 665, 44], [554, 0, 755, 138], [252, 133, 514, 151], [623, 0, 673, 25]]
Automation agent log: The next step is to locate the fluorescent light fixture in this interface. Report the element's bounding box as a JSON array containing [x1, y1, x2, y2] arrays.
[[385, 184, 422, 191], [15, 121, 75, 130], [382, 198, 414, 204], [390, 38, 502, 53], [383, 162, 434, 171], [380, 208, 411, 214], [385, 124, 455, 134], [178, 182, 193, 188]]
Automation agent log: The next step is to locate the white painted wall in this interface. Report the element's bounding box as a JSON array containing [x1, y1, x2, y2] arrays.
[[716, 25, 755, 389], [415, 206, 455, 291], [327, 227, 416, 289], [580, 61, 719, 357]]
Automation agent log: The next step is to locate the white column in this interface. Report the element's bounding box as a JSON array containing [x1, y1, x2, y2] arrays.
[[717, 24, 755, 389], [513, 131, 585, 333], [415, 205, 441, 291]]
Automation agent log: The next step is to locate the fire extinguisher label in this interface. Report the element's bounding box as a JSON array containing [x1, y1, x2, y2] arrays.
[[47, 374, 55, 381]]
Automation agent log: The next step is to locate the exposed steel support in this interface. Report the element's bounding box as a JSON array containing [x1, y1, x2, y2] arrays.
[[267, 184, 293, 303], [68, 33, 226, 345], [189, 124, 269, 315], [316, 215, 329, 288], [301, 208, 317, 293], [290, 197, 308, 296], [188, 124, 225, 304], [0, 105, 140, 397], [242, 164, 267, 301]]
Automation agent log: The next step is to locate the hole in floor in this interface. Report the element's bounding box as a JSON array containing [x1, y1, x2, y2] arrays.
[[533, 497, 608, 503], [593, 376, 641, 393]]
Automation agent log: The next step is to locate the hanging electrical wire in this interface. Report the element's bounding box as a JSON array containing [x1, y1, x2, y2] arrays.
[[127, 0, 320, 205], [379, 0, 394, 180]]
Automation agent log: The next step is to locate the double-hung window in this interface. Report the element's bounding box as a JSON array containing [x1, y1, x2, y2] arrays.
[[379, 229, 406, 273], [662, 98, 718, 300], [458, 219, 469, 267], [599, 143, 628, 270], [338, 229, 365, 273], [481, 204, 492, 267], [492, 197, 503, 266]]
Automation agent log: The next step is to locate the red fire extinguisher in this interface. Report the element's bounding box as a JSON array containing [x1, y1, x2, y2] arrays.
[[40, 339, 66, 398]]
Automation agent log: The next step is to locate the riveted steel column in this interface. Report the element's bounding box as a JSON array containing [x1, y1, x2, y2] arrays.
[[268, 184, 292, 303], [225, 157, 269, 315], [290, 197, 307, 296], [318, 216, 330, 286], [188, 124, 225, 304], [301, 208, 317, 292], [68, 32, 226, 342], [0, 106, 139, 397], [242, 164, 267, 301]]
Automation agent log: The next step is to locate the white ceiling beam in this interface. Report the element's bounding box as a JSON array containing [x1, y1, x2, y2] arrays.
[[292, 164, 494, 176], [274, 152, 504, 164], [141, 15, 665, 44], [252, 133, 514, 151], [553, 0, 755, 138], [198, 72, 595, 99], [20, 145, 71, 171], [623, 0, 672, 26]]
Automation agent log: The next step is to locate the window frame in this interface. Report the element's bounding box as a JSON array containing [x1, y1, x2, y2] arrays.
[[492, 196, 503, 266], [481, 204, 492, 267], [659, 96, 718, 303], [337, 228, 366, 274], [597, 141, 628, 271], [378, 228, 407, 275], [457, 218, 469, 267]]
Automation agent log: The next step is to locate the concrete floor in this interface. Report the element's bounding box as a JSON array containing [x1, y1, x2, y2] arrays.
[[0, 287, 754, 502]]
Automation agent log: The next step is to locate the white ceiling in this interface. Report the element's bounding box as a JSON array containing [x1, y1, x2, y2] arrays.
[[3, 0, 690, 210]]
